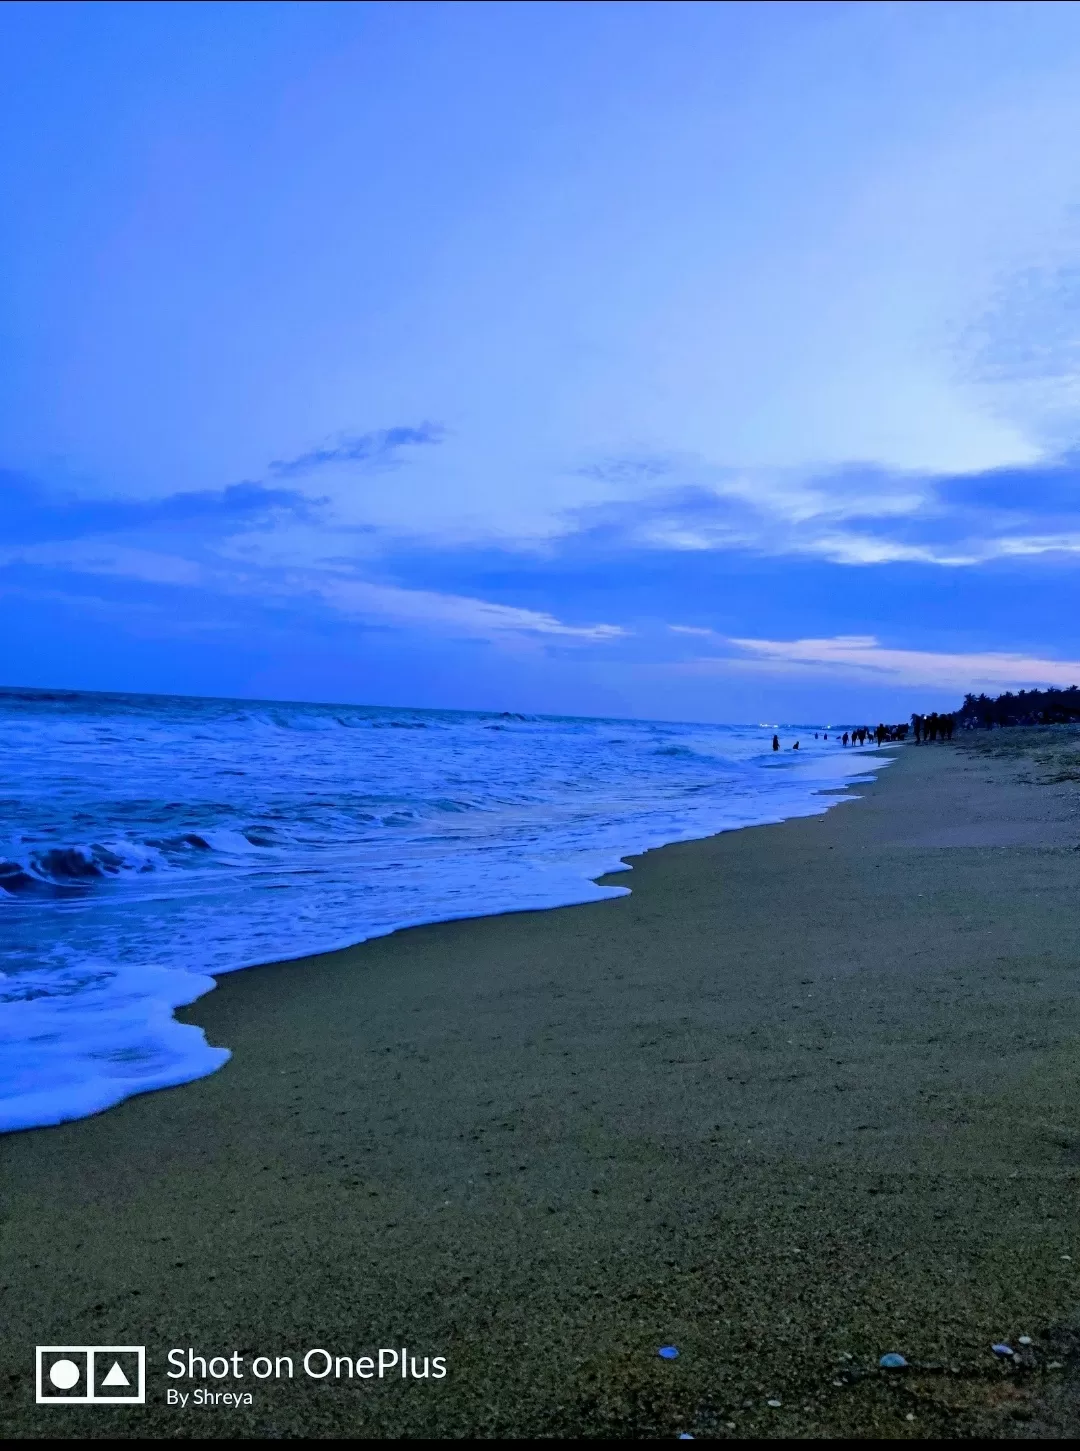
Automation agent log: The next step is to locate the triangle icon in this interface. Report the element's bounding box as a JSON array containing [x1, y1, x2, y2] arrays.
[[101, 1361, 130, 1388]]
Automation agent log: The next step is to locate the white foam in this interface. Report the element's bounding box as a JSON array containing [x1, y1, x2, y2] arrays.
[[0, 963, 228, 1132]]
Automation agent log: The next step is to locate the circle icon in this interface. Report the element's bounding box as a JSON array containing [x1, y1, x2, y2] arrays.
[[49, 1359, 81, 1390]]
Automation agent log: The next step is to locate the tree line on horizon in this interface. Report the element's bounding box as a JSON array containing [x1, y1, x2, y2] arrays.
[[956, 685, 1080, 728]]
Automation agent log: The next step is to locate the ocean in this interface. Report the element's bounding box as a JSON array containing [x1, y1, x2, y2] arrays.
[[0, 689, 887, 1133]]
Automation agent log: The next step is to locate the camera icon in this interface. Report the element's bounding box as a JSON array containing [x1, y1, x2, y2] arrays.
[[35, 1346, 146, 1405]]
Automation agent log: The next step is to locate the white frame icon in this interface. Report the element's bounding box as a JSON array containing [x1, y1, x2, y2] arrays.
[[35, 1345, 146, 1405]]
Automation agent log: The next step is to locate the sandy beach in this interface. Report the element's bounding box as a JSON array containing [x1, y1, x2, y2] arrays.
[[3, 733, 1080, 1438]]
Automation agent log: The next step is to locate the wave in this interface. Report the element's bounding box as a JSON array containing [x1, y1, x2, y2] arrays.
[[1, 841, 161, 892], [0, 829, 228, 895]]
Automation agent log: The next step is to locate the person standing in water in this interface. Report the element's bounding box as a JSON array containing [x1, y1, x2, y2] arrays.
[[772, 734, 779, 751]]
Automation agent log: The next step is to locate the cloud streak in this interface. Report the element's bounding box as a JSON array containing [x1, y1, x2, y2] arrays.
[[678, 632, 1080, 691], [268, 424, 445, 479], [307, 576, 626, 643]]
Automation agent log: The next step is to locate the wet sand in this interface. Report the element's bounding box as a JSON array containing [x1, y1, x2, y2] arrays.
[[3, 734, 1080, 1438]]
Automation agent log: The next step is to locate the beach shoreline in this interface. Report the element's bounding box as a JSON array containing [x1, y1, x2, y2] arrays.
[[1, 699, 878, 1138], [3, 735, 1080, 1438]]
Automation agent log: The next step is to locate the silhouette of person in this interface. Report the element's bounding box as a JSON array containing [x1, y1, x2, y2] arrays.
[[793, 740, 800, 750], [842, 731, 849, 746], [772, 734, 779, 752]]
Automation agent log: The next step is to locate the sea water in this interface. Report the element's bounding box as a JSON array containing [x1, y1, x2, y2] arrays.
[[0, 689, 887, 1132]]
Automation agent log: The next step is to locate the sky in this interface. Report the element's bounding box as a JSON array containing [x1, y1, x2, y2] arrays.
[[5, 0, 1080, 722]]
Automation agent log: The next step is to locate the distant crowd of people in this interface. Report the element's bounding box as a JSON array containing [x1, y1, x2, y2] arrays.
[[910, 712, 956, 743], [770, 712, 957, 752]]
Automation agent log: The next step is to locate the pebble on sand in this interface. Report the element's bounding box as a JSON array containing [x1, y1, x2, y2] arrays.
[[879, 1353, 907, 1369], [658, 1346, 679, 1360], [991, 1343, 1014, 1357]]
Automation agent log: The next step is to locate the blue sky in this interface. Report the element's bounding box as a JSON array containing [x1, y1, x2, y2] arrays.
[[5, 0, 1080, 721]]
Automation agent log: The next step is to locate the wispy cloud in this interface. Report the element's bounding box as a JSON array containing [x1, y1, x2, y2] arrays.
[[306, 576, 626, 643], [965, 263, 1080, 387], [679, 632, 1080, 691], [2, 471, 322, 546], [557, 450, 1080, 567], [576, 454, 677, 487], [268, 423, 445, 479], [1, 540, 205, 587], [1, 434, 630, 650], [4, 534, 624, 647], [2, 419, 445, 547]]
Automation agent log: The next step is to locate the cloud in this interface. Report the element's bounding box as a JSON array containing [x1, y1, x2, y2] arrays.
[[268, 423, 445, 478], [0, 418, 445, 547], [558, 461, 946, 564], [1, 470, 319, 546], [576, 454, 676, 487], [294, 575, 626, 643], [966, 263, 1080, 386], [0, 540, 204, 586], [681, 632, 1080, 691], [4, 533, 624, 647], [960, 260, 1080, 450], [554, 449, 1080, 568], [0, 435, 630, 650]]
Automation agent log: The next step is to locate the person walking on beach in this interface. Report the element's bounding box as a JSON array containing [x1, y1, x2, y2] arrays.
[[772, 734, 779, 752]]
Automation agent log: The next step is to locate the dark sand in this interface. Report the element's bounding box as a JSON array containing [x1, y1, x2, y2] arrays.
[[3, 735, 1080, 1439]]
